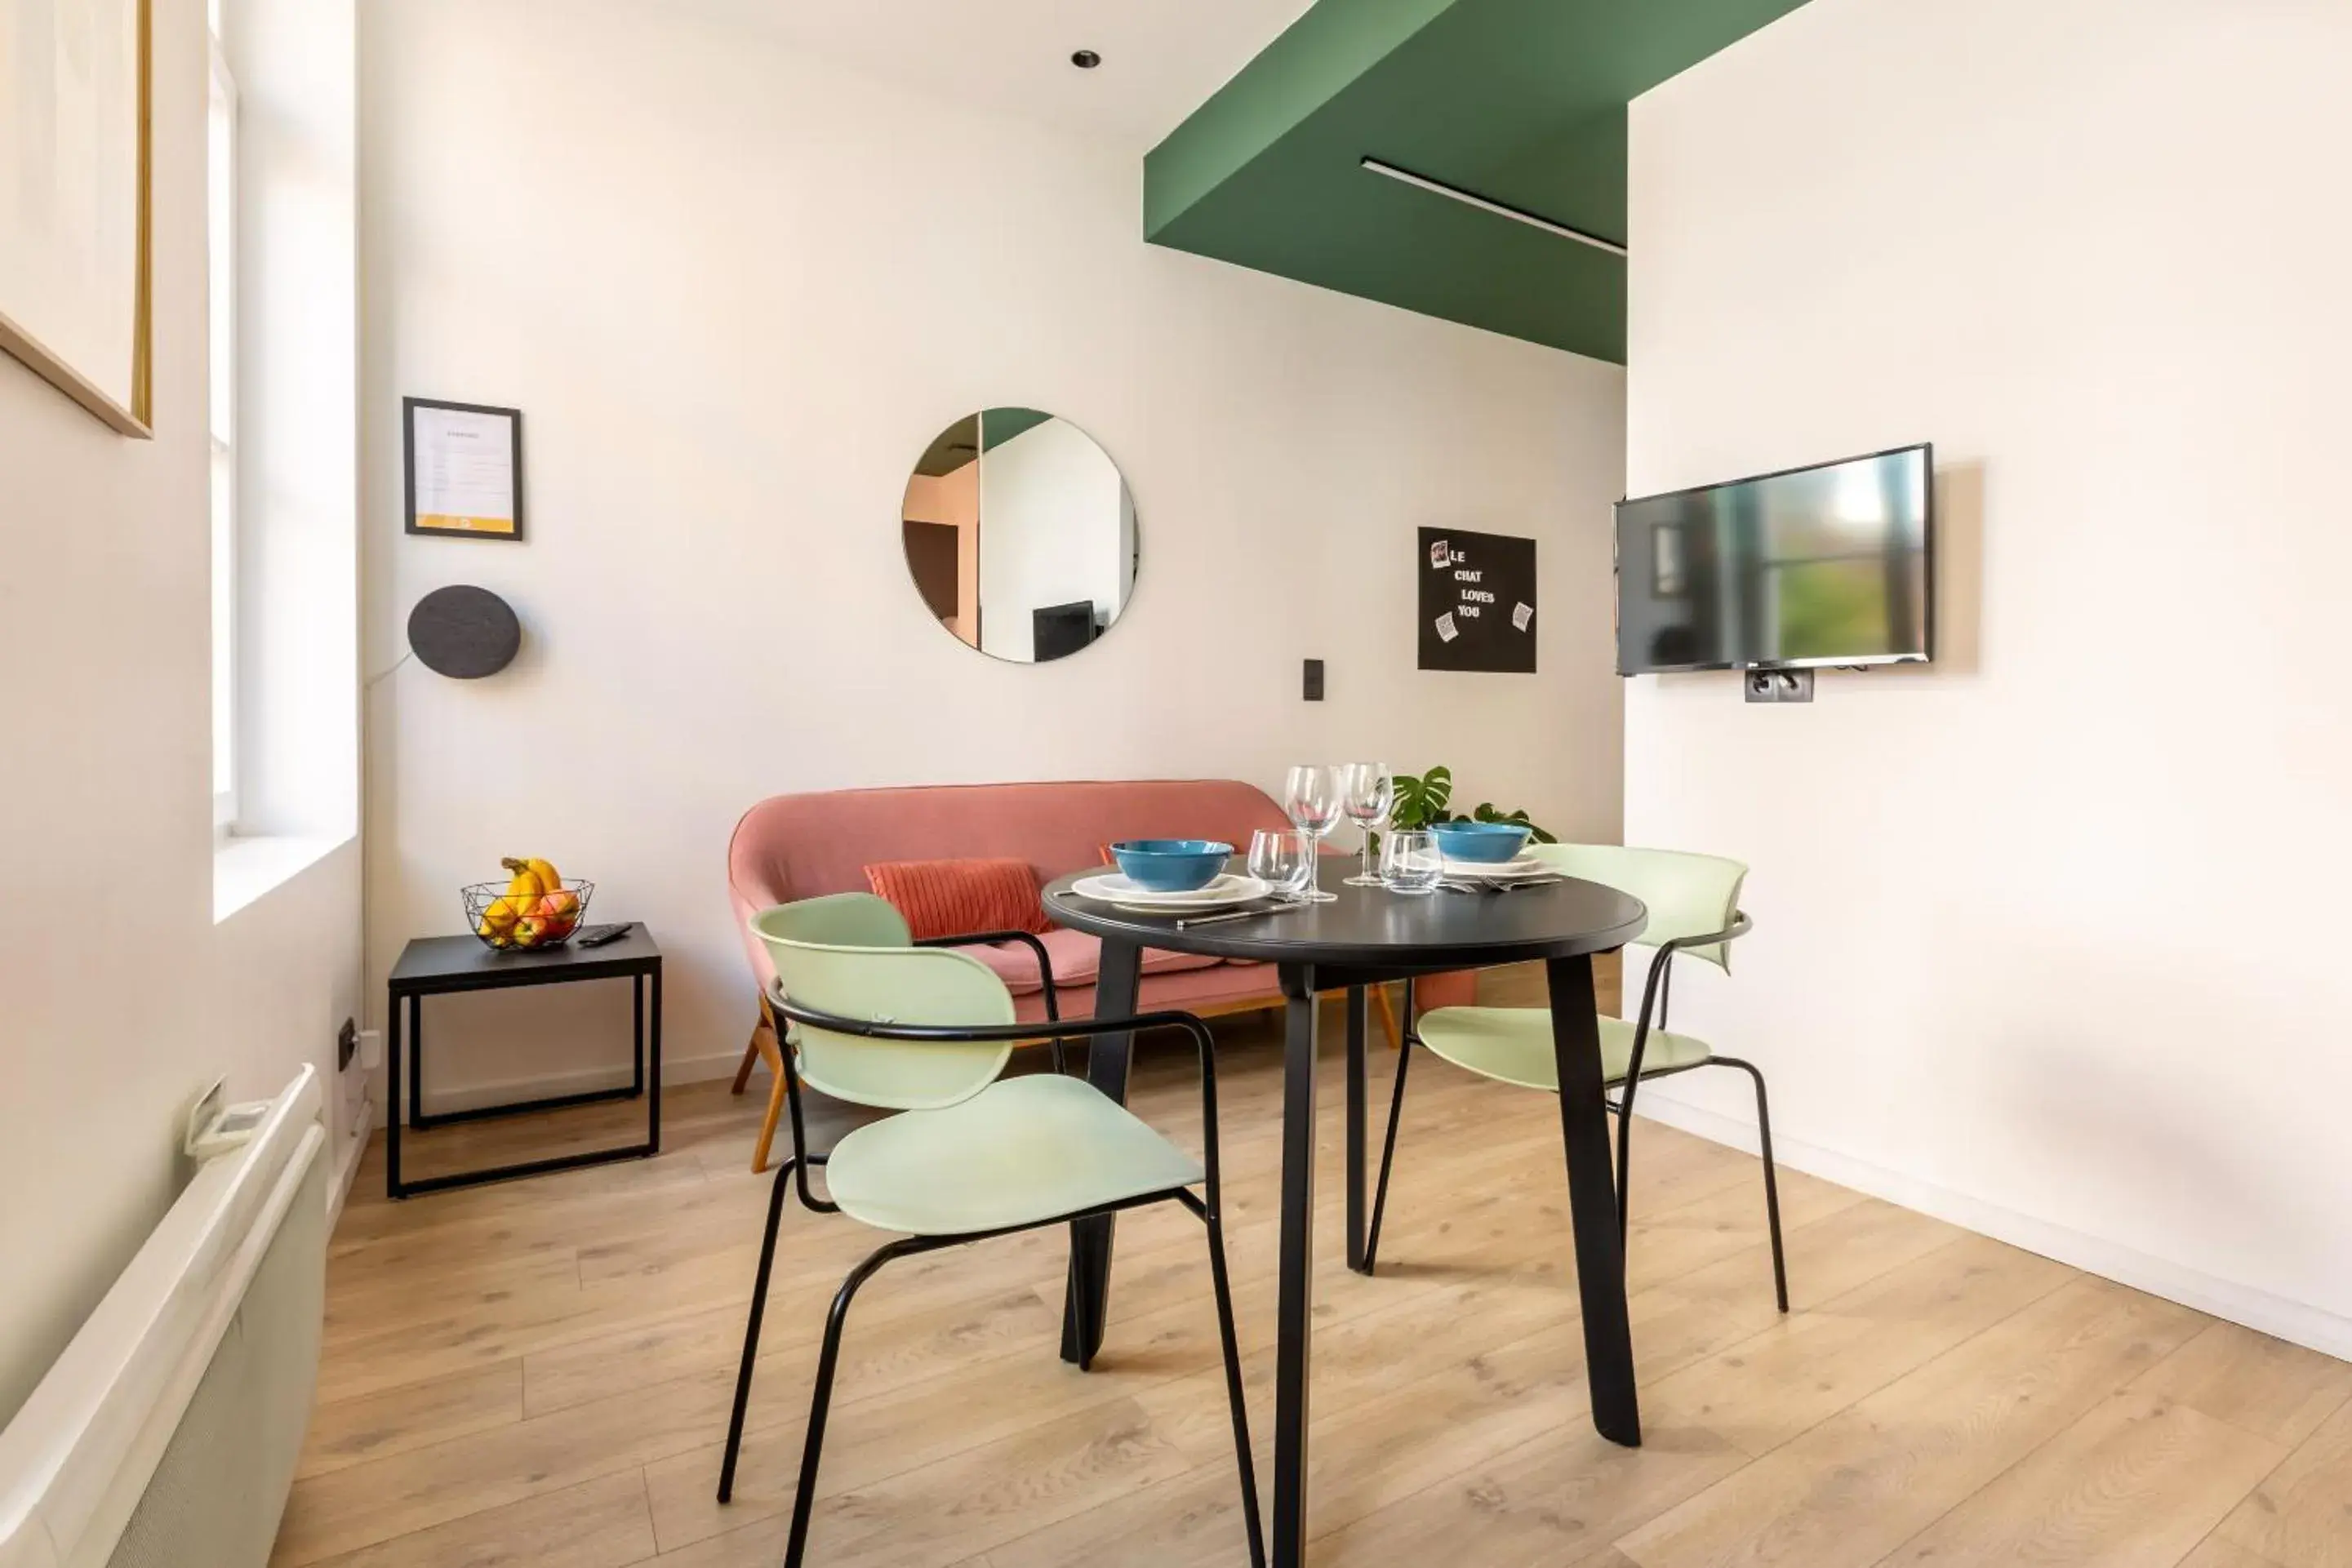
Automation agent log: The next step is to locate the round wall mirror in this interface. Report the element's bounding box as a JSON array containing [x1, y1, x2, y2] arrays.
[[900, 408, 1139, 663]]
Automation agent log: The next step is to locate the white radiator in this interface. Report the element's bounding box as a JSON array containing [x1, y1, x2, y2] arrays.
[[0, 1067, 327, 1568]]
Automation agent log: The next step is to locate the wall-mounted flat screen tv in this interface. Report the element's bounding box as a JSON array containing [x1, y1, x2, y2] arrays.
[[1616, 443, 1933, 675]]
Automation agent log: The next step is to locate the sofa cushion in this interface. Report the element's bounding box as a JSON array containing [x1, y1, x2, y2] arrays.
[[863, 857, 1048, 939], [969, 929, 1222, 997]]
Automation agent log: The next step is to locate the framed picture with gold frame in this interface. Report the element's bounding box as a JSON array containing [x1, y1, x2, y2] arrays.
[[0, 0, 155, 438]]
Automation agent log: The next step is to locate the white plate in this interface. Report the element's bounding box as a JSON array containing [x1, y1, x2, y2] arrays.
[[1438, 854, 1549, 880], [1069, 872, 1271, 912]]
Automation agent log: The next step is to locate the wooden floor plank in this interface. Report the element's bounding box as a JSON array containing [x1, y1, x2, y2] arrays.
[[2215, 1395, 2352, 1568], [294, 1362, 525, 1481], [2179, 1537, 2296, 1568], [2136, 1320, 2352, 1449], [1877, 1385, 2285, 1568], [1638, 1232, 2073, 1458], [281, 1471, 656, 1568], [1616, 1277, 2208, 1568], [1313, 1420, 1746, 1568]]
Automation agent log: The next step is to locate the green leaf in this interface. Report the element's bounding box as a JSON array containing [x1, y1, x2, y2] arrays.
[[1390, 766, 1455, 831]]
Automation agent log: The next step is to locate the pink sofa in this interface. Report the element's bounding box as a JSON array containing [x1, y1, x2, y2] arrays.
[[728, 779, 1298, 1027], [724, 779, 1469, 1171]]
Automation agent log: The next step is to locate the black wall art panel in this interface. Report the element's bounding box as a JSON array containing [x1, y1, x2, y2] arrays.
[[1417, 527, 1536, 673]]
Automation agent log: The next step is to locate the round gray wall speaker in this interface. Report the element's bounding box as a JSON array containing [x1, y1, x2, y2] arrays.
[[408, 585, 522, 678]]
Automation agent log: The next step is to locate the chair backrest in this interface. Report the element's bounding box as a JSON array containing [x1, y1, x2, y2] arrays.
[[749, 893, 1016, 1110], [1533, 843, 1749, 971]]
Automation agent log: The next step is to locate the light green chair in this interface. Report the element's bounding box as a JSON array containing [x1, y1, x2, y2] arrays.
[[718, 893, 1264, 1568], [1363, 845, 1785, 1312]]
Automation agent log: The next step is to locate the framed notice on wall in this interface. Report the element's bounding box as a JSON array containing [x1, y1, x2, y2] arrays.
[[1418, 527, 1536, 673], [405, 398, 525, 540]]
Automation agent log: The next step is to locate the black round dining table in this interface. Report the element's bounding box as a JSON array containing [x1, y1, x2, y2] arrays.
[[1042, 872, 1648, 1568]]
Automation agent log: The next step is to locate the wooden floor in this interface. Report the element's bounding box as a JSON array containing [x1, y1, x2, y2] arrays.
[[280, 984, 2352, 1568]]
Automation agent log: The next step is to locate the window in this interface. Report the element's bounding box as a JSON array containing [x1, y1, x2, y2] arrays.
[[208, 2, 238, 833]]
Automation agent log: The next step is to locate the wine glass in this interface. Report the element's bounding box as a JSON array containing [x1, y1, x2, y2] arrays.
[[1380, 829, 1443, 896], [1247, 829, 1313, 903], [1340, 762, 1394, 887], [1283, 764, 1342, 903]]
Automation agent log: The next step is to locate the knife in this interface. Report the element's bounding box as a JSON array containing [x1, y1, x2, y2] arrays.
[[1176, 902, 1309, 931]]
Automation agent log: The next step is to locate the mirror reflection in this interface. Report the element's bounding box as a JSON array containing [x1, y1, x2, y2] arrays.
[[900, 408, 1140, 664]]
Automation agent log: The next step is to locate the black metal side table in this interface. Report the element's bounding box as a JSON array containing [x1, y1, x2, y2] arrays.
[[385, 925, 662, 1199]]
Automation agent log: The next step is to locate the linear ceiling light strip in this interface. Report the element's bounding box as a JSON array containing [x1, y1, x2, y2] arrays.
[[1359, 157, 1628, 258]]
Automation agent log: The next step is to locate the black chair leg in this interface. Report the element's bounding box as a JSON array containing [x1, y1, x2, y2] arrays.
[[1362, 1028, 1414, 1275], [782, 1240, 918, 1568], [1065, 1219, 1097, 1371], [718, 1155, 798, 1503], [1204, 1209, 1267, 1567], [1614, 1078, 1638, 1246], [1716, 1055, 1789, 1313]]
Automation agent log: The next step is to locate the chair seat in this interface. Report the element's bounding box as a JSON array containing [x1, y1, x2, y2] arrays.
[[1418, 1006, 1714, 1093], [826, 1073, 1204, 1236]]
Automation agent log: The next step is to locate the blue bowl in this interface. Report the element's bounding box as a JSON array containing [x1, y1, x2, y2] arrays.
[[1430, 821, 1532, 864], [1111, 839, 1232, 893]]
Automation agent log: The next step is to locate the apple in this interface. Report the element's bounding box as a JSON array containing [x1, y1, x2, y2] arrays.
[[534, 890, 581, 941]]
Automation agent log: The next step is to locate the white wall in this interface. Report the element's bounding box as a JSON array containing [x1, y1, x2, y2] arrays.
[[976, 417, 1128, 663], [359, 0, 1627, 1099], [1625, 0, 2352, 1353], [0, 0, 361, 1423]]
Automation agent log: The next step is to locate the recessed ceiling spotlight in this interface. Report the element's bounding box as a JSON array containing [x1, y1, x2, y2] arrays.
[[1070, 49, 1101, 69]]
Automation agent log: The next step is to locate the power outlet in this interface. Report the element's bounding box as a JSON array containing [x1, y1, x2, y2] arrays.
[[1303, 659, 1325, 702], [1744, 669, 1816, 704]]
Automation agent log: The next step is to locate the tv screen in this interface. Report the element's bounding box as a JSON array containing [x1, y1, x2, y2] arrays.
[[1616, 443, 1933, 675], [1032, 600, 1100, 662]]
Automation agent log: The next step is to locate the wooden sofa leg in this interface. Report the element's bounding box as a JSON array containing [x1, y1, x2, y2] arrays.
[[732, 997, 776, 1095], [744, 999, 790, 1175], [1373, 984, 1403, 1051]]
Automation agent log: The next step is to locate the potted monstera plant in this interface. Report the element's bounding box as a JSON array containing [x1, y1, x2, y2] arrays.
[[1389, 765, 1556, 842]]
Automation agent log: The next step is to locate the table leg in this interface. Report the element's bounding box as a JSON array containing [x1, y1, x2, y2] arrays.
[[1546, 954, 1641, 1446], [386, 993, 406, 1200], [647, 963, 663, 1152], [633, 973, 646, 1099], [1272, 962, 1321, 1566], [407, 992, 425, 1130], [1060, 937, 1142, 1367], [1345, 984, 1368, 1273]]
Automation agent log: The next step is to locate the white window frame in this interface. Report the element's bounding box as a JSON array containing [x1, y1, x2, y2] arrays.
[[208, 11, 239, 836]]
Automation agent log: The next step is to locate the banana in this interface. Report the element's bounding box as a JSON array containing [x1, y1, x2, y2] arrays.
[[496, 856, 565, 946]]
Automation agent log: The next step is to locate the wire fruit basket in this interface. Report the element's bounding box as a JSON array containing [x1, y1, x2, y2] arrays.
[[463, 879, 595, 952]]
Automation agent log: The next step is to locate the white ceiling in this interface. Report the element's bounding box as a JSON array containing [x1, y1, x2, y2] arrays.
[[646, 0, 1316, 150]]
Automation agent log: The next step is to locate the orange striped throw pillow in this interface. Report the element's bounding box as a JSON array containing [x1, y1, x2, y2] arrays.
[[863, 859, 1049, 940]]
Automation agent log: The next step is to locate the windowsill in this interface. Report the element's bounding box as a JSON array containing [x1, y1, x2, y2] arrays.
[[214, 832, 345, 922]]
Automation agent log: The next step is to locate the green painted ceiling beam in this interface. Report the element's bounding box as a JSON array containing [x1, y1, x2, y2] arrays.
[[1145, 0, 1816, 362]]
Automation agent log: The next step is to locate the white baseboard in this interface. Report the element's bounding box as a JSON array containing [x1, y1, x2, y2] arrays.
[[326, 1091, 373, 1232], [1631, 1089, 2352, 1364], [416, 1047, 745, 1119]]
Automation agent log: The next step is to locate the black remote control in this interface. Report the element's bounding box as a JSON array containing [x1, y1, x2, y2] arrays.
[[573, 923, 631, 948]]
